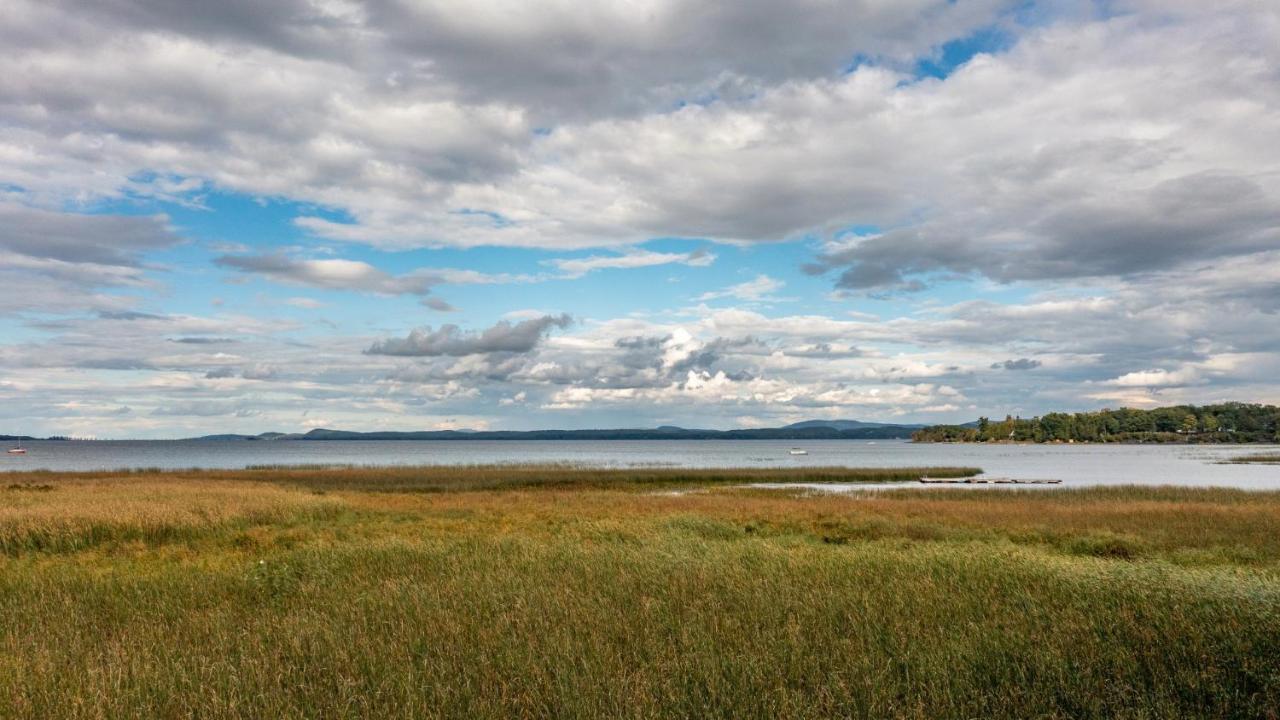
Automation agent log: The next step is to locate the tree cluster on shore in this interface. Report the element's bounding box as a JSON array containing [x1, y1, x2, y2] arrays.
[[912, 403, 1280, 443]]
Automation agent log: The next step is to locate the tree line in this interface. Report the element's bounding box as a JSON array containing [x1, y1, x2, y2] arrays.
[[912, 403, 1280, 443]]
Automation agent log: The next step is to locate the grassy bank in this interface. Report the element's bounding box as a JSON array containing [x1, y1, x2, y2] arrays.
[[1227, 453, 1280, 464], [2, 466, 1279, 718]]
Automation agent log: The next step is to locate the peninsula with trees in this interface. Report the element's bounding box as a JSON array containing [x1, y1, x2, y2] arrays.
[[912, 402, 1280, 444]]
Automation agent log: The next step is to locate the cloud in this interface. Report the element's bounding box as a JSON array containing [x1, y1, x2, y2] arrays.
[[98, 310, 168, 321], [213, 253, 544, 303], [2, 1, 1274, 276], [421, 297, 458, 312], [993, 358, 1041, 371], [170, 337, 234, 345], [807, 174, 1280, 292], [1106, 367, 1201, 388], [2, 0, 1269, 266], [0, 205, 182, 315], [27, 0, 1012, 120], [284, 297, 325, 309], [4, 1, 1280, 435], [151, 401, 257, 417], [548, 249, 714, 278], [214, 254, 438, 295], [0, 204, 177, 267], [697, 274, 785, 302], [367, 314, 572, 357]]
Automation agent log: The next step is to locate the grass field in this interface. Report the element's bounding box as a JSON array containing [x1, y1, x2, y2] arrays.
[[2, 465, 1279, 719]]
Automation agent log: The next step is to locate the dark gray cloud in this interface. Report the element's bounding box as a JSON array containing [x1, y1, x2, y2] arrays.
[[0, 206, 182, 316], [98, 311, 168, 321], [367, 314, 572, 357], [378, 0, 1016, 119], [807, 172, 1280, 292], [171, 336, 234, 344], [993, 358, 1041, 371], [0, 204, 178, 267], [26, 0, 1014, 120]]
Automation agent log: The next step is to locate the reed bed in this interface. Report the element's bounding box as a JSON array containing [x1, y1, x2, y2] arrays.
[[1, 467, 1278, 718], [0, 479, 340, 555], [1227, 452, 1280, 464], [0, 463, 980, 493]]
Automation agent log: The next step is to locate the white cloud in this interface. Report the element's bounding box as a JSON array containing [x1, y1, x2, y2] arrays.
[[3, 1, 1280, 434], [697, 274, 786, 302], [3, 1, 1274, 266], [548, 249, 714, 278], [1107, 367, 1202, 388]]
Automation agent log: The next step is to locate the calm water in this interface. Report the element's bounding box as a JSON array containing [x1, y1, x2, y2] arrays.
[[2, 439, 1278, 489]]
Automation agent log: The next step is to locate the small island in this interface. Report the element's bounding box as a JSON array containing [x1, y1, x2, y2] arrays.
[[913, 402, 1280, 444]]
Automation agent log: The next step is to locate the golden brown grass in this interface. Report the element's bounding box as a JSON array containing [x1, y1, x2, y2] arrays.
[[1228, 452, 1280, 464], [2, 466, 1279, 718], [0, 478, 339, 555], [7, 462, 979, 493]]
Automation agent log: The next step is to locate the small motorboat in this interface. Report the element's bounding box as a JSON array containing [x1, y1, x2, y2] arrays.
[[788, 448, 808, 456]]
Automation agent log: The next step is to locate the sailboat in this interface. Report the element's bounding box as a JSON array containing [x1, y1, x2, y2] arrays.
[[7, 439, 26, 455]]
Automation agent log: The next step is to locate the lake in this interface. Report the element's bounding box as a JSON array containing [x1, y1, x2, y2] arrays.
[[2, 439, 1278, 489]]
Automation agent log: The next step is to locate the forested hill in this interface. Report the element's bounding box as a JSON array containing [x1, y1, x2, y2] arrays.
[[912, 403, 1280, 443], [188, 421, 923, 442]]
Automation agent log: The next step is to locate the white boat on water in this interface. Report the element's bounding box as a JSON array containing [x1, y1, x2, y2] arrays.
[[788, 448, 808, 455], [7, 440, 26, 455]]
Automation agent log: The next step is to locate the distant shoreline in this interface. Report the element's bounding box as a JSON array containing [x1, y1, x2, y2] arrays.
[[912, 402, 1280, 445], [913, 437, 1280, 445]]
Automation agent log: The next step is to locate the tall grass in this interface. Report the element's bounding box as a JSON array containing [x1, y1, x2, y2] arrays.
[[1, 468, 1278, 718], [0, 463, 980, 493], [1227, 453, 1280, 464]]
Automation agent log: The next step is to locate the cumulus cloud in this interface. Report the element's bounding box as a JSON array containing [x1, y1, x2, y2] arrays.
[[367, 314, 572, 357], [3, 1, 1280, 435], [5, 0, 1272, 265], [20, 0, 1013, 120]]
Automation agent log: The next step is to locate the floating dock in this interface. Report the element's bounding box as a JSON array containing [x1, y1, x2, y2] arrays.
[[919, 477, 1062, 485]]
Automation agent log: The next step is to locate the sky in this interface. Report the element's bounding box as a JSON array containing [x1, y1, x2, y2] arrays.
[[1, 0, 1279, 438]]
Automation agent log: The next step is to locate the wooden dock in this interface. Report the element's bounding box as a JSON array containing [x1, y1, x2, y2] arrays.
[[919, 477, 1062, 485]]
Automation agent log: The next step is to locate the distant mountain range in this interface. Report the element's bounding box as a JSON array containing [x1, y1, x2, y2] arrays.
[[186, 419, 926, 442]]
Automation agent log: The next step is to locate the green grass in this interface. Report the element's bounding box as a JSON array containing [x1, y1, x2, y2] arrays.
[[1, 466, 1279, 718]]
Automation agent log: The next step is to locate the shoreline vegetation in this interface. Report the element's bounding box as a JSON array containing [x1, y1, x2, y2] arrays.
[[3, 465, 1279, 718], [1228, 453, 1280, 464], [1, 464, 982, 496], [913, 402, 1280, 444]]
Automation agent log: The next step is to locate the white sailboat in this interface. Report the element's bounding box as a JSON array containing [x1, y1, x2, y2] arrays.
[[7, 439, 27, 455]]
